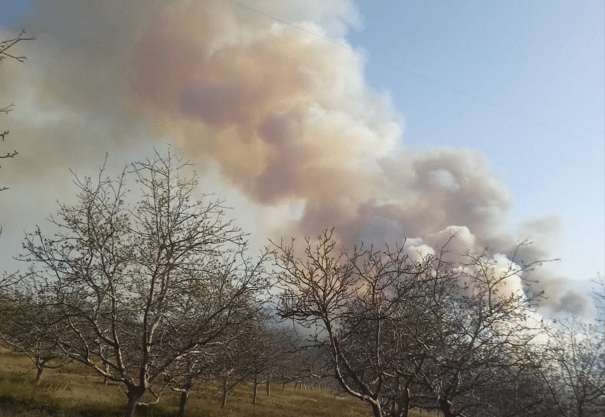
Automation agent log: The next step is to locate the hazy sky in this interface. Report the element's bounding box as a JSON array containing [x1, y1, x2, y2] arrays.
[[0, 0, 603, 315]]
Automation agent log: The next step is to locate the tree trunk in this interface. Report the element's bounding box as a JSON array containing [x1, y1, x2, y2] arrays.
[[438, 398, 454, 417], [266, 381, 271, 396], [124, 386, 145, 417], [221, 379, 229, 408], [35, 365, 44, 385], [104, 362, 110, 385], [398, 388, 411, 417], [252, 379, 259, 404], [178, 390, 189, 417], [371, 402, 383, 417], [178, 380, 192, 417]]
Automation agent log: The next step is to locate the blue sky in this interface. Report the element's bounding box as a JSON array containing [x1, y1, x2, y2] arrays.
[[0, 1, 603, 295], [346, 0, 604, 282]]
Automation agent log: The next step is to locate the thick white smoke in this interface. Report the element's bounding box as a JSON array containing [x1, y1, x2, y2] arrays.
[[0, 0, 590, 315]]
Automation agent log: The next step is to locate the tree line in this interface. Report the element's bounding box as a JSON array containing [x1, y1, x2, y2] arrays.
[[0, 150, 603, 417], [1, 34, 604, 417]]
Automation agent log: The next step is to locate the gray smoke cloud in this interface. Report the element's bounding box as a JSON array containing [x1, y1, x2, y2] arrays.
[[0, 0, 591, 315]]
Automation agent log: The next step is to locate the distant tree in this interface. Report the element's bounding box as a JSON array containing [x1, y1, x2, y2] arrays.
[[245, 324, 299, 404], [211, 316, 269, 408], [248, 324, 314, 394], [1, 29, 34, 192], [594, 274, 605, 337], [15, 150, 269, 417], [534, 312, 605, 416], [164, 303, 265, 416], [0, 287, 70, 384]]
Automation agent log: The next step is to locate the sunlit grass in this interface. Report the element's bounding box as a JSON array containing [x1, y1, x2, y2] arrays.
[[0, 349, 430, 417]]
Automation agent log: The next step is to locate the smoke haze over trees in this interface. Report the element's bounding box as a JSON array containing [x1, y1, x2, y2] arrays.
[[0, 3, 603, 414], [0, 149, 604, 417], [0, 0, 599, 317]]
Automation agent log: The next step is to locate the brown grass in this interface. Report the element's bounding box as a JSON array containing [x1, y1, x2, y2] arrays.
[[0, 349, 431, 417]]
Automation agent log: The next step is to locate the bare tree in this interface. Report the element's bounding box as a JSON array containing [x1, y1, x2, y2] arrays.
[[164, 304, 265, 416], [16, 150, 269, 417], [164, 351, 214, 417], [409, 251, 546, 417], [208, 317, 270, 408], [273, 229, 546, 417], [251, 325, 315, 394], [0, 287, 70, 384], [245, 324, 300, 404], [534, 317, 605, 416], [593, 274, 605, 338], [273, 229, 436, 417], [1, 29, 34, 192]]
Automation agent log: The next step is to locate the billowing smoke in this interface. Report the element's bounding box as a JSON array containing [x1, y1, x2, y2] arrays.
[[0, 0, 590, 315]]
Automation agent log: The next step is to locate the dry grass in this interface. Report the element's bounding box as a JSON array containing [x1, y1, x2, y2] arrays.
[[0, 350, 431, 417]]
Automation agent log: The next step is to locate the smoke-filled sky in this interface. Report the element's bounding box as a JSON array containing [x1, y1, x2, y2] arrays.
[[0, 0, 603, 316]]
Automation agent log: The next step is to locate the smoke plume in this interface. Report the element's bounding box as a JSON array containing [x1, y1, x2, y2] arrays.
[[0, 0, 591, 314]]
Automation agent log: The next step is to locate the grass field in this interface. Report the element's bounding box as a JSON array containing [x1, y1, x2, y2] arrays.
[[0, 349, 433, 417]]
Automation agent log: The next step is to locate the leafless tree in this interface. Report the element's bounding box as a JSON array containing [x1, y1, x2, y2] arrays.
[[0, 287, 70, 384], [593, 274, 605, 337], [1, 29, 34, 192], [164, 351, 214, 417], [164, 304, 265, 416], [15, 150, 269, 417], [409, 251, 547, 417], [245, 324, 301, 404], [273, 229, 546, 417], [273, 229, 436, 417], [207, 318, 272, 408], [534, 312, 605, 416], [251, 324, 317, 394]]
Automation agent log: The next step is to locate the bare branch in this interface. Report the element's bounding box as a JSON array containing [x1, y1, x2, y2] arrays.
[[1, 29, 34, 192]]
